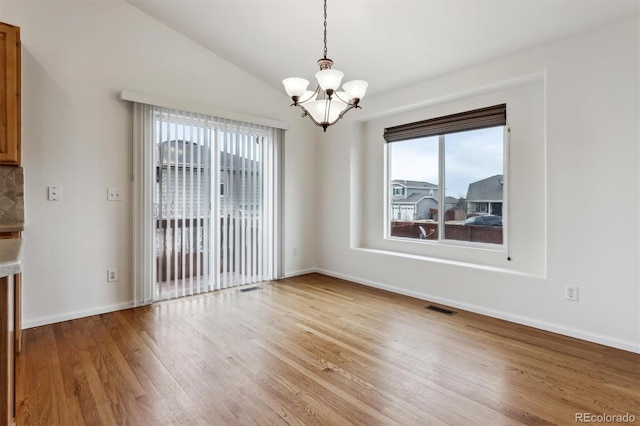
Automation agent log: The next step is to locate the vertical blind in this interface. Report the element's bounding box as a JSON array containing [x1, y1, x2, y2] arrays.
[[133, 104, 282, 304]]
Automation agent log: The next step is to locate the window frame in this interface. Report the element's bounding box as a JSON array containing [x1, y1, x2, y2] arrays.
[[384, 104, 509, 251]]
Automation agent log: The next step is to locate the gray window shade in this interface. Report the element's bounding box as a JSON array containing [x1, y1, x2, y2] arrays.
[[383, 104, 506, 143]]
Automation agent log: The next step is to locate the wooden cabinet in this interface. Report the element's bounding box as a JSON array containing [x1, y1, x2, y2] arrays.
[[0, 232, 20, 355], [0, 233, 20, 426], [0, 22, 20, 166], [0, 274, 15, 425]]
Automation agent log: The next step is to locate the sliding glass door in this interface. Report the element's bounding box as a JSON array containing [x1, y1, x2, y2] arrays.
[[154, 110, 212, 299], [133, 104, 282, 304]]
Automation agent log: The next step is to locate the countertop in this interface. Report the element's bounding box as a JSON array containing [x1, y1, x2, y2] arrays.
[[0, 238, 22, 277], [0, 222, 24, 233]]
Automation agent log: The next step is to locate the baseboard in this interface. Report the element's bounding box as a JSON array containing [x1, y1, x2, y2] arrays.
[[315, 268, 640, 354], [283, 268, 319, 278], [23, 270, 639, 354], [23, 301, 137, 329]]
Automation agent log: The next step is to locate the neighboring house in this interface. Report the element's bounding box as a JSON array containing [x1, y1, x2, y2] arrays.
[[445, 196, 467, 221], [156, 140, 261, 219], [466, 174, 503, 216], [390, 180, 438, 220], [444, 196, 459, 212]]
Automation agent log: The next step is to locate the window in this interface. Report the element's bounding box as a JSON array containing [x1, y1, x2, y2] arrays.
[[385, 104, 506, 246], [220, 172, 226, 196], [392, 186, 404, 197]]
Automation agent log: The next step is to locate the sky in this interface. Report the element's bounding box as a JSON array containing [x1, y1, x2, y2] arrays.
[[389, 126, 504, 198]]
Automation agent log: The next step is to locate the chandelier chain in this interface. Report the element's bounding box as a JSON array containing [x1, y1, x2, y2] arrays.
[[323, 0, 328, 59]]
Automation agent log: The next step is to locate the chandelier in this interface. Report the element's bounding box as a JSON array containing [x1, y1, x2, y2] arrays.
[[282, 0, 368, 131]]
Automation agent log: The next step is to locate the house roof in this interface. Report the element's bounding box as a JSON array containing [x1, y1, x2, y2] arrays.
[[392, 180, 437, 189], [466, 175, 503, 201], [405, 193, 429, 203], [445, 196, 459, 204], [157, 140, 258, 171], [393, 193, 438, 205]]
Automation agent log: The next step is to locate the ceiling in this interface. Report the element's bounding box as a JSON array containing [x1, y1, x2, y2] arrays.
[[126, 0, 638, 98]]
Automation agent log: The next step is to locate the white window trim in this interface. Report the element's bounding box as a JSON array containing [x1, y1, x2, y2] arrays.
[[385, 125, 509, 253]]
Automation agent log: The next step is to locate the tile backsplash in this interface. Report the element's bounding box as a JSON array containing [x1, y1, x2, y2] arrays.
[[0, 166, 24, 223]]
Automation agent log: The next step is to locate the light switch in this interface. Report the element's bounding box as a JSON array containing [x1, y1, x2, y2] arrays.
[[107, 188, 122, 201], [48, 186, 61, 201]]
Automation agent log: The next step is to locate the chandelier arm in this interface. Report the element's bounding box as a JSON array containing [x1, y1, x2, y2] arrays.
[[298, 85, 321, 104], [326, 104, 356, 126], [335, 104, 356, 122], [333, 91, 353, 105], [296, 104, 323, 127]]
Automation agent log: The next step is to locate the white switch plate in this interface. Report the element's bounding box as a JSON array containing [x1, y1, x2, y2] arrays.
[[107, 188, 122, 201], [48, 186, 61, 201]]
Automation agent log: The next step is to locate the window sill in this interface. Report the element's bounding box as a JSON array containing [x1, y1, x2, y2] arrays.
[[352, 246, 546, 279], [385, 235, 506, 252]]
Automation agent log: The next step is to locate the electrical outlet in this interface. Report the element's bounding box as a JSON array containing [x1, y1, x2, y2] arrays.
[[107, 188, 122, 201], [292, 247, 298, 257], [107, 269, 118, 282], [566, 285, 578, 301]]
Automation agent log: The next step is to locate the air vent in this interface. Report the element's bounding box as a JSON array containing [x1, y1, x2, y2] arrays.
[[239, 286, 262, 293], [425, 305, 456, 315]]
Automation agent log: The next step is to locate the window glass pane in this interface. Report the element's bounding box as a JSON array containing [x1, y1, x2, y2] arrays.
[[389, 136, 439, 240], [444, 126, 504, 244]]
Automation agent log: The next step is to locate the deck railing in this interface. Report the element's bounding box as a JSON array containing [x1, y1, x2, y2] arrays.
[[156, 217, 259, 281]]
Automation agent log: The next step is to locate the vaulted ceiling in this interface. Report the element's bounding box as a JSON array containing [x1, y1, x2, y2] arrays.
[[126, 0, 638, 97]]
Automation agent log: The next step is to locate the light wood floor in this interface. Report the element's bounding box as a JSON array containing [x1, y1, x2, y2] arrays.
[[16, 273, 640, 425]]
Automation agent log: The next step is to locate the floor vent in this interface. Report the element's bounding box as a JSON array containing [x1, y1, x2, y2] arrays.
[[239, 286, 262, 293], [425, 305, 456, 316]]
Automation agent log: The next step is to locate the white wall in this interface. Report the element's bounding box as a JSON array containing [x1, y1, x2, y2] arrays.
[[1, 1, 636, 353], [1, 0, 317, 326], [318, 18, 639, 352], [282, 114, 320, 277]]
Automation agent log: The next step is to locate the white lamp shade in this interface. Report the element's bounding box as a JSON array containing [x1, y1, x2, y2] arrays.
[[315, 69, 344, 91], [330, 97, 349, 118], [304, 100, 327, 124], [298, 90, 318, 105], [342, 80, 368, 100], [282, 78, 309, 97], [305, 99, 349, 125]]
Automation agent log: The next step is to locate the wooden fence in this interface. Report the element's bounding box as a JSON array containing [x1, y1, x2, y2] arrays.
[[390, 221, 503, 245]]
